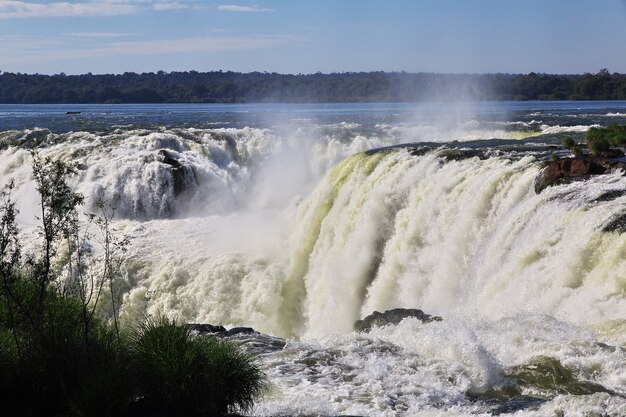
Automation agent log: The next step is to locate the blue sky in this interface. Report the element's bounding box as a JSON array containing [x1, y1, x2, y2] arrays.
[[1, 0, 626, 75]]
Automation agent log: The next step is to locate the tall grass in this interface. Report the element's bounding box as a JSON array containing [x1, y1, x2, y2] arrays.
[[130, 317, 266, 416]]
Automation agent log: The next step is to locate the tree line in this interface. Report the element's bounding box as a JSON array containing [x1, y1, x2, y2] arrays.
[[1, 69, 625, 104]]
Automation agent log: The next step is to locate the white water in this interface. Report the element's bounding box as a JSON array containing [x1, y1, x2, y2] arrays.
[[2, 122, 626, 416]]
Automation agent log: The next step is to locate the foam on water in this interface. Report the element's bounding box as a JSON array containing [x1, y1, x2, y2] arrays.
[[2, 119, 626, 416], [253, 315, 626, 416], [0, 125, 400, 221]]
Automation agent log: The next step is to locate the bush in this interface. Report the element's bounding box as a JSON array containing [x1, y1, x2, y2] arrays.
[[561, 136, 575, 149], [588, 136, 610, 155], [586, 123, 626, 149], [130, 317, 266, 416], [571, 145, 583, 158], [0, 280, 132, 416]]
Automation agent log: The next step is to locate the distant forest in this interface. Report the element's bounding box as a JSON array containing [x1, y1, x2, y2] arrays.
[[1, 69, 626, 104]]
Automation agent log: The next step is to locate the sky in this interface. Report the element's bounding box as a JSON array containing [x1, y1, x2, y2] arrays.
[[1, 0, 626, 75]]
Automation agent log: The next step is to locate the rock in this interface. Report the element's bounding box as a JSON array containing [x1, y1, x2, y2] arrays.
[[534, 155, 626, 193], [187, 323, 257, 337], [188, 324, 286, 353], [603, 212, 626, 233], [595, 149, 625, 158], [594, 189, 626, 202], [189, 323, 226, 334], [157, 149, 198, 196], [354, 308, 442, 332], [222, 327, 257, 337]]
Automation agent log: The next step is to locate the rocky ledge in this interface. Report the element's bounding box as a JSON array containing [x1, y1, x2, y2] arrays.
[[534, 151, 626, 193], [188, 324, 286, 354], [157, 149, 198, 196], [354, 308, 442, 332]]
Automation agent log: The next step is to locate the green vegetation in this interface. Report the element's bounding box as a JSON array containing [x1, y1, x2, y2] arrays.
[[1, 69, 626, 103], [130, 318, 265, 416], [561, 136, 576, 150], [584, 123, 626, 155], [0, 155, 266, 416], [561, 136, 584, 158], [586, 124, 626, 146]]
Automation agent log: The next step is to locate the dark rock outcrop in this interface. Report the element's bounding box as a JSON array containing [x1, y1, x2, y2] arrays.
[[595, 149, 625, 159], [189, 323, 226, 334], [535, 155, 626, 193], [603, 212, 626, 233], [354, 308, 442, 332], [189, 323, 286, 353], [222, 327, 257, 337], [157, 149, 198, 196]]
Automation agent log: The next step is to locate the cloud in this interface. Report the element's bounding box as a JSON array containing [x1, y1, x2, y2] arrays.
[[0, 34, 66, 49], [0, 1, 139, 19], [0, 0, 199, 19], [217, 5, 272, 13], [64, 31, 138, 38], [152, 1, 188, 11]]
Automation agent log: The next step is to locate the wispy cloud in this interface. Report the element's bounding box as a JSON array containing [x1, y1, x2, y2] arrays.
[[0, 34, 66, 49], [0, 0, 200, 19], [0, 1, 139, 19], [218, 5, 273, 13], [64, 31, 138, 38], [152, 1, 189, 11]]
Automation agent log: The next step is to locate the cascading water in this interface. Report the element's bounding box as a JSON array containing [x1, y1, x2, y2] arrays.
[[286, 150, 626, 339], [2, 102, 626, 416]]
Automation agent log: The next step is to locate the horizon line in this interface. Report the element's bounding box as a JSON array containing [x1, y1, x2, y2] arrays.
[[0, 69, 620, 77]]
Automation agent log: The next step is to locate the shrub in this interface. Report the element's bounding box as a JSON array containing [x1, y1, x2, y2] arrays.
[[561, 136, 575, 149], [588, 136, 610, 155], [129, 317, 266, 416], [67, 326, 133, 417], [0, 281, 132, 416], [571, 145, 583, 159], [586, 123, 626, 149]]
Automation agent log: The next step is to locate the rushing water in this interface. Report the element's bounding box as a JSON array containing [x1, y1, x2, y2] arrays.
[[1, 102, 626, 416]]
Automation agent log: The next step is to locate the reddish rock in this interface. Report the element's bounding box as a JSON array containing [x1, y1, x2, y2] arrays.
[[535, 155, 626, 193]]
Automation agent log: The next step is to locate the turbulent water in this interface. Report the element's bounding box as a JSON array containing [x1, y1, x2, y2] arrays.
[[1, 102, 626, 416]]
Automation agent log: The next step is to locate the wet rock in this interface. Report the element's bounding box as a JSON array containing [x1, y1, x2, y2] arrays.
[[594, 189, 626, 202], [188, 323, 286, 353], [504, 356, 611, 397], [534, 155, 626, 193], [603, 212, 626, 233], [596, 148, 625, 158], [222, 327, 257, 337], [437, 148, 488, 161], [189, 323, 226, 334], [354, 308, 442, 332], [157, 149, 198, 196]]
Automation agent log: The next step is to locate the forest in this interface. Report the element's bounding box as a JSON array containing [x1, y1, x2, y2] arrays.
[[1, 69, 625, 104]]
